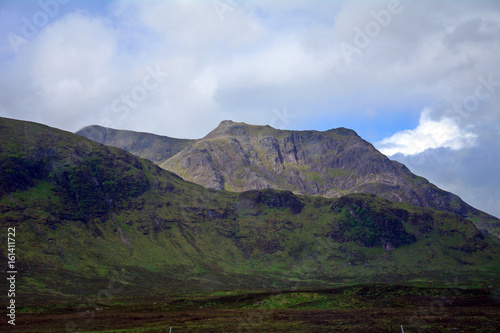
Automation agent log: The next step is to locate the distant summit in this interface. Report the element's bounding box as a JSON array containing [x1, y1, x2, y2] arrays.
[[77, 125, 195, 164]]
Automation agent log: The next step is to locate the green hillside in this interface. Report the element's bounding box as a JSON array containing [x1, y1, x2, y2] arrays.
[[1, 117, 499, 308]]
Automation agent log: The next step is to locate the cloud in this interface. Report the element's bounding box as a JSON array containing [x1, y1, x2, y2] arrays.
[[390, 128, 500, 218], [0, 0, 499, 216], [2, 0, 499, 138], [376, 108, 478, 156]]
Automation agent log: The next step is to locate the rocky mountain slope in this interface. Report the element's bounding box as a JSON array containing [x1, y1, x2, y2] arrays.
[[78, 120, 499, 237], [2, 116, 500, 302]]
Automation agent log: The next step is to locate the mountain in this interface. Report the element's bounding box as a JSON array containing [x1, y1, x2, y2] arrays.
[[1, 116, 500, 305], [78, 120, 499, 238], [76, 124, 196, 164]]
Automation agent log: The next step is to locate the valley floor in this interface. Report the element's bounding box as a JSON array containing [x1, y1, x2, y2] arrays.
[[3, 285, 499, 332]]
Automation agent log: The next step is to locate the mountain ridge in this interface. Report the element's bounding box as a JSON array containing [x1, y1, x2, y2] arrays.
[[77, 120, 499, 238], [77, 124, 196, 164]]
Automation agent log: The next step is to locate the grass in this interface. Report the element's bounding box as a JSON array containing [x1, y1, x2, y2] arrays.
[[5, 284, 500, 332]]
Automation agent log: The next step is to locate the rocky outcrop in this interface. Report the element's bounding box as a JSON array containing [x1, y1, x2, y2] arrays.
[[237, 189, 304, 215]]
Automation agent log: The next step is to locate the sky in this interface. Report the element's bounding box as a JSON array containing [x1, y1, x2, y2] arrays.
[[0, 0, 499, 217]]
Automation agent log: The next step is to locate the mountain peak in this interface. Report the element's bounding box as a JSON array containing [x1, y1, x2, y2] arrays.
[[204, 120, 256, 139], [215, 119, 250, 131], [219, 119, 238, 126], [327, 127, 360, 137], [208, 120, 360, 140]]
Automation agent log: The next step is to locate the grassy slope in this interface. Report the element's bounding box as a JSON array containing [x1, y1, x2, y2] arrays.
[[0, 117, 499, 306]]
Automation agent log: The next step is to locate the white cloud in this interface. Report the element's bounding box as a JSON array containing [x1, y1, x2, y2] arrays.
[[2, 0, 499, 138], [0, 0, 499, 216], [376, 108, 478, 156], [391, 127, 500, 218]]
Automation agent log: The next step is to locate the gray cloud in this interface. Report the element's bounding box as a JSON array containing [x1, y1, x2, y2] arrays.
[[0, 0, 499, 216], [391, 127, 500, 218]]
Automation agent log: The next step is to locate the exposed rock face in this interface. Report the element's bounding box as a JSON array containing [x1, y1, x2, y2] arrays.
[[77, 120, 499, 237], [237, 189, 304, 215], [160, 121, 484, 218]]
